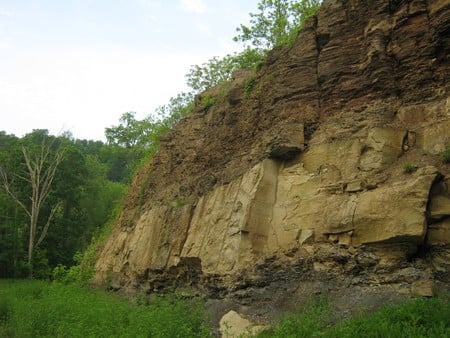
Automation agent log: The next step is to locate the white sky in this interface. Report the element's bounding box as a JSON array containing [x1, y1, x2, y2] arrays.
[[0, 0, 257, 141]]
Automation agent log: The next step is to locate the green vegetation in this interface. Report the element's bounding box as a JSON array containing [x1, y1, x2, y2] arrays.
[[0, 280, 210, 338], [244, 77, 256, 98], [256, 296, 450, 338], [234, 0, 321, 50], [186, 47, 265, 93], [174, 197, 189, 208], [200, 95, 216, 109], [256, 295, 333, 337], [441, 145, 450, 163], [403, 162, 418, 174], [0, 130, 127, 279], [1, 280, 448, 337], [186, 0, 321, 95]]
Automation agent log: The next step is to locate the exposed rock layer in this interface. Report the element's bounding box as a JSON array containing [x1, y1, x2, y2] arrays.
[[95, 0, 450, 327]]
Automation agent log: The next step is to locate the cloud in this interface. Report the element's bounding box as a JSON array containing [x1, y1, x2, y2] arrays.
[[180, 0, 207, 14]]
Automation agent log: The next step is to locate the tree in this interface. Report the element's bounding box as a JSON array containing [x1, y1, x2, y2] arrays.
[[186, 48, 264, 93], [155, 91, 194, 126], [0, 138, 64, 277], [186, 1, 321, 94], [233, 0, 321, 50]]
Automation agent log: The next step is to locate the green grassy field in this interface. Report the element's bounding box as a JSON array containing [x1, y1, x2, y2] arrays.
[[1, 280, 449, 337], [0, 280, 210, 337]]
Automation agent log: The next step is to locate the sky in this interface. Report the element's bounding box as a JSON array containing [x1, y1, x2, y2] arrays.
[[0, 0, 257, 141]]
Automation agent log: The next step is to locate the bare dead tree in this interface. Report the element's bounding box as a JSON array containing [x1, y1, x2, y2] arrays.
[[0, 140, 64, 277]]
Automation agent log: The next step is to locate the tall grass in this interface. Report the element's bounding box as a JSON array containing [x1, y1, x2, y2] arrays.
[[1, 280, 449, 337], [0, 280, 210, 337], [256, 295, 450, 338]]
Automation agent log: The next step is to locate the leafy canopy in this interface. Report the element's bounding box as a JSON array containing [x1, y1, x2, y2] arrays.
[[234, 0, 321, 50], [186, 0, 321, 93]]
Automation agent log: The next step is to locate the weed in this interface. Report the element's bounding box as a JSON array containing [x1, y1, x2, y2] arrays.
[[200, 95, 216, 109], [330, 297, 450, 337], [174, 197, 189, 208], [403, 162, 418, 174], [255, 296, 450, 338], [219, 86, 231, 97], [244, 77, 256, 98], [0, 299, 11, 323], [255, 85, 264, 97], [440, 145, 450, 164], [256, 294, 333, 337], [253, 59, 264, 72], [0, 280, 211, 337]]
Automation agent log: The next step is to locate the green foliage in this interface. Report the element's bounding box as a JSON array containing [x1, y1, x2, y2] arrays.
[[234, 0, 321, 50], [155, 92, 194, 128], [245, 77, 256, 97], [256, 296, 450, 337], [186, 48, 265, 94], [440, 145, 450, 163], [174, 197, 189, 208], [329, 297, 450, 337], [256, 294, 333, 337], [105, 93, 194, 183], [187, 55, 236, 93], [0, 130, 127, 279], [200, 95, 216, 109], [185, 1, 320, 96], [52, 252, 93, 285], [403, 162, 418, 174], [0, 280, 211, 337], [52, 204, 121, 286]]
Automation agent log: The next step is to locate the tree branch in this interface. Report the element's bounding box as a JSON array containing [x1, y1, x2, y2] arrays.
[[0, 166, 31, 217], [35, 202, 60, 249]]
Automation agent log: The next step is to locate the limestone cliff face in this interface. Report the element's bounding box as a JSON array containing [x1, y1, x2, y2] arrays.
[[95, 0, 450, 314]]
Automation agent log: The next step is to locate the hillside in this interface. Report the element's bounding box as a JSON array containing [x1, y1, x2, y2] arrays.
[[94, 0, 450, 331]]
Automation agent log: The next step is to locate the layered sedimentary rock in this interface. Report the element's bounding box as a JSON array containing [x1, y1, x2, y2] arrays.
[[95, 0, 450, 321]]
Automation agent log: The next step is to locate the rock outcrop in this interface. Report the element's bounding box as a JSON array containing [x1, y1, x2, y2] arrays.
[[95, 0, 450, 327]]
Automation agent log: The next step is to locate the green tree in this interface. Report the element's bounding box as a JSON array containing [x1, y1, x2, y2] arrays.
[[155, 91, 194, 127], [0, 133, 27, 278], [186, 1, 321, 94], [186, 48, 264, 93], [105, 101, 194, 182], [234, 0, 321, 50], [0, 133, 64, 277]]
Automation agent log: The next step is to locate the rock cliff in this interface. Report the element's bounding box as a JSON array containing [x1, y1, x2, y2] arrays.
[[95, 0, 450, 327]]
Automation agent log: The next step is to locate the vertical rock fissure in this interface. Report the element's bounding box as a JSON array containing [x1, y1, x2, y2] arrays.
[[174, 203, 196, 259]]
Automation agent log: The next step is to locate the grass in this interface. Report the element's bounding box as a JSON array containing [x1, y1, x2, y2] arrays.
[[244, 77, 255, 98], [0, 280, 211, 338], [200, 95, 215, 109], [441, 145, 450, 163], [255, 296, 450, 338], [1, 280, 448, 337], [403, 162, 418, 174]]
